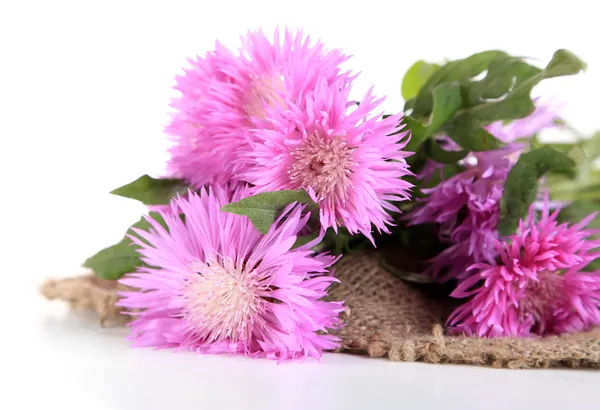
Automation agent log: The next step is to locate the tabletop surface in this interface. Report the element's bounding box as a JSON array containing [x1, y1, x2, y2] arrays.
[[5, 297, 597, 410]]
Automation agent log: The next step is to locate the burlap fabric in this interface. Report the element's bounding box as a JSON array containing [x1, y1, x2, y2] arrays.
[[41, 252, 600, 369]]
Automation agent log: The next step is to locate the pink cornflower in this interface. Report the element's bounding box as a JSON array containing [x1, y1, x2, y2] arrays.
[[410, 104, 558, 282], [166, 28, 349, 187], [241, 78, 412, 241], [410, 151, 510, 282], [448, 202, 600, 337], [118, 186, 344, 361]]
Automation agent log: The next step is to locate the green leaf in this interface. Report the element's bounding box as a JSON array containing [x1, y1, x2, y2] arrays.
[[498, 146, 576, 236], [557, 202, 600, 230], [425, 138, 469, 163], [551, 181, 600, 202], [83, 212, 168, 280], [404, 82, 463, 151], [545, 49, 588, 77], [404, 98, 416, 112], [583, 131, 600, 158], [406, 49, 584, 153], [584, 258, 600, 272], [440, 55, 541, 151], [403, 116, 426, 150], [380, 255, 434, 284], [567, 146, 587, 165], [83, 242, 141, 281], [557, 202, 600, 272], [546, 131, 600, 203], [463, 56, 541, 107], [291, 233, 319, 250], [330, 232, 351, 255], [533, 141, 576, 154], [412, 50, 509, 117], [466, 50, 585, 123], [111, 175, 190, 205], [221, 190, 315, 234], [322, 227, 366, 255], [444, 116, 503, 151], [401, 61, 440, 101]]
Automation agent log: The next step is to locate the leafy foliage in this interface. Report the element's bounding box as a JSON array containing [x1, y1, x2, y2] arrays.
[[401, 60, 441, 102], [111, 175, 190, 205], [546, 132, 600, 203], [83, 213, 168, 280], [401, 49, 585, 157], [221, 190, 316, 234], [404, 82, 463, 152], [424, 138, 468, 163], [557, 202, 600, 230], [291, 233, 319, 250], [557, 201, 600, 272], [498, 147, 576, 236]]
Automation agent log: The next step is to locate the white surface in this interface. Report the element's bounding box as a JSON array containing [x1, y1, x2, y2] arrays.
[[18, 305, 600, 410], [2, 1, 600, 409]]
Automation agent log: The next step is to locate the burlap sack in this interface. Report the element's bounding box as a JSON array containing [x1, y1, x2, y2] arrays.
[[41, 252, 600, 369]]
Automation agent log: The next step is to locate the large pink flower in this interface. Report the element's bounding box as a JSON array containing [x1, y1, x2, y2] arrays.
[[166, 28, 349, 187], [241, 78, 412, 241], [118, 185, 344, 360], [448, 202, 600, 337]]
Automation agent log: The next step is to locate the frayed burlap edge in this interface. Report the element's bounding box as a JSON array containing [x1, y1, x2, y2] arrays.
[[40, 275, 130, 326], [40, 252, 600, 369]]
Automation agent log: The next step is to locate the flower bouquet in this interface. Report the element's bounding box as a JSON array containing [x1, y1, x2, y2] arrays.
[[42, 28, 600, 368]]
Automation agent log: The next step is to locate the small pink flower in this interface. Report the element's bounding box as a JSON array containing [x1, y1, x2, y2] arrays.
[[410, 159, 507, 282], [241, 78, 412, 241], [166, 28, 349, 188], [448, 201, 600, 337], [118, 185, 344, 361], [410, 104, 558, 282]]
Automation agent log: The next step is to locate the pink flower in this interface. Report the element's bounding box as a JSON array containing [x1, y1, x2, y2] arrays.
[[410, 156, 508, 282], [448, 202, 600, 337], [118, 185, 344, 361], [552, 270, 600, 334], [410, 104, 558, 282], [241, 78, 412, 241], [166, 28, 349, 188]]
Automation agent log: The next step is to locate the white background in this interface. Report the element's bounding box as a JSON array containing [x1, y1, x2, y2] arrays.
[[2, 1, 600, 409]]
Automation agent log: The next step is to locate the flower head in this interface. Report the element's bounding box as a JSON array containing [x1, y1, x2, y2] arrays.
[[166, 28, 349, 187], [410, 154, 509, 282], [118, 185, 344, 361], [410, 104, 558, 282], [448, 201, 600, 337], [242, 79, 412, 241]]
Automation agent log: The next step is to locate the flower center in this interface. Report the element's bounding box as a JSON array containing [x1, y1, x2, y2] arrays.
[[184, 258, 264, 343], [519, 271, 564, 335], [243, 72, 286, 120], [289, 134, 356, 202]]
